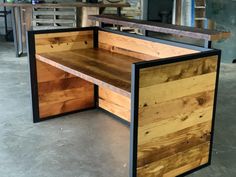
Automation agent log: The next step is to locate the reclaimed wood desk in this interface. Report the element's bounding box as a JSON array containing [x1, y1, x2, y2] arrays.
[[28, 20, 223, 176]]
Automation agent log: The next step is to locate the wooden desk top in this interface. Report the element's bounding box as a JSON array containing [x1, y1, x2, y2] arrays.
[[0, 2, 130, 8], [36, 48, 141, 98], [89, 15, 231, 41]]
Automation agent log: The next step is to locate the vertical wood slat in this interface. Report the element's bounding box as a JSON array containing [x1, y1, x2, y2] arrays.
[[131, 53, 220, 177]]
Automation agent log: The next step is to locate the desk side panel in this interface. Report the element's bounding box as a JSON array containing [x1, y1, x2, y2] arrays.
[[130, 51, 220, 177], [98, 31, 199, 60], [28, 28, 96, 122], [36, 60, 95, 119]]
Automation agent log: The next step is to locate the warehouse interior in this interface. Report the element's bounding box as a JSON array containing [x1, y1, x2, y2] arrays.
[[0, 0, 235, 177]]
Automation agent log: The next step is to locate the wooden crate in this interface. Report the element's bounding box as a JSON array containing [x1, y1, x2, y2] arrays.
[[32, 7, 77, 30]]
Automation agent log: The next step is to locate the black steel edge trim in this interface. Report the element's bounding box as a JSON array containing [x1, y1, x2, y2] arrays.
[[28, 26, 98, 35], [209, 50, 221, 164], [135, 49, 221, 69], [27, 31, 40, 123], [98, 28, 209, 52], [129, 64, 140, 177], [36, 107, 96, 123]]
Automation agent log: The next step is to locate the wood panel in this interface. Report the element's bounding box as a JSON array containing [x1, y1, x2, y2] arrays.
[[135, 55, 219, 176], [36, 48, 142, 97], [36, 60, 95, 119], [99, 31, 199, 60], [35, 30, 94, 54], [99, 87, 131, 122]]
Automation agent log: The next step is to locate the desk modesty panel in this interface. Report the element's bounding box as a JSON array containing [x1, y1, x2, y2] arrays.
[[28, 27, 221, 177]]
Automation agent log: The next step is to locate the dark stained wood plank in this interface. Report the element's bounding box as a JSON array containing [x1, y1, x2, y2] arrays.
[[36, 48, 142, 98], [89, 15, 230, 41]]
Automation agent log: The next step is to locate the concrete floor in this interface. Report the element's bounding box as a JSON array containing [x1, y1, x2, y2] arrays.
[[0, 40, 235, 177]]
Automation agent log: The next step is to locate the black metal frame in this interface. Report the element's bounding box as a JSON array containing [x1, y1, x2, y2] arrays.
[[130, 49, 221, 177], [28, 26, 221, 177]]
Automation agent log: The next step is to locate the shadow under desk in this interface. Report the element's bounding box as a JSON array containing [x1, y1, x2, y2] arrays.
[[28, 27, 221, 177]]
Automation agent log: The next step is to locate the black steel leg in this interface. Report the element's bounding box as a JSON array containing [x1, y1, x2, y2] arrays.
[[117, 7, 122, 31]]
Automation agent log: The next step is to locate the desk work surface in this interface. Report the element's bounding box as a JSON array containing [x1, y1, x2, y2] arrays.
[[36, 48, 142, 98]]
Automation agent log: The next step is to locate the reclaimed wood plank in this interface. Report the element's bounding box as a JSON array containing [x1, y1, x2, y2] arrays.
[[99, 87, 131, 122], [35, 31, 94, 54], [99, 31, 199, 59]]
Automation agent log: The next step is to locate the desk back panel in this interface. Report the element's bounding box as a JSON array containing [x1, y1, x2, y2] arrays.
[[130, 50, 221, 177], [98, 31, 199, 60]]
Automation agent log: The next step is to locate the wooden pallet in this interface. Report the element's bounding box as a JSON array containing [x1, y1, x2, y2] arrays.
[[32, 7, 77, 30]]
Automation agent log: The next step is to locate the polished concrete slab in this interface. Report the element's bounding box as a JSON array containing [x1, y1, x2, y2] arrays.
[[0, 39, 236, 177]]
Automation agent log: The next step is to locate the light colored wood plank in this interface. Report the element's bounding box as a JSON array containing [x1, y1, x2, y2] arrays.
[[99, 87, 131, 122], [137, 121, 211, 167], [138, 107, 213, 145], [137, 142, 210, 177], [99, 31, 199, 59], [139, 91, 215, 127], [139, 72, 217, 107], [99, 43, 158, 61], [35, 31, 94, 53], [140, 56, 218, 88]]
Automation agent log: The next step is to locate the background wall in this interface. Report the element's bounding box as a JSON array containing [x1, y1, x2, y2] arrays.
[[207, 0, 236, 63]]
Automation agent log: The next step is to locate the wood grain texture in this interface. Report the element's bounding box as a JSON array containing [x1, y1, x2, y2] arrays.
[[99, 87, 131, 122], [36, 60, 94, 119], [136, 55, 219, 176], [36, 48, 142, 97], [99, 31, 199, 60], [35, 30, 94, 54], [91, 15, 230, 41]]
